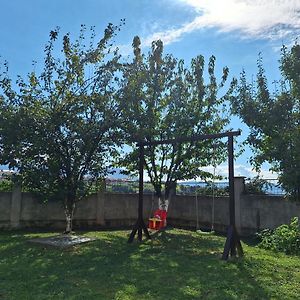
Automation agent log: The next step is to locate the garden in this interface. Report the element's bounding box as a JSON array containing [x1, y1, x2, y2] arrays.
[[0, 16, 300, 300], [0, 228, 299, 300]]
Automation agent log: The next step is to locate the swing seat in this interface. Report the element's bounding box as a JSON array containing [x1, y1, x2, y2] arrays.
[[148, 209, 167, 230]]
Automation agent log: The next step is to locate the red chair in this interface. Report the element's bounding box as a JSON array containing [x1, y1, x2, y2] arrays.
[[148, 209, 167, 230]]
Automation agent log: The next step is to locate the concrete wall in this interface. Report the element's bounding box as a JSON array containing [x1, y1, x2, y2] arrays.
[[167, 195, 229, 232], [0, 192, 11, 228], [0, 178, 299, 235], [240, 195, 300, 235]]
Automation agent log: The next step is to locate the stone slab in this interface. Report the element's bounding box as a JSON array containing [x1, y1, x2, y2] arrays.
[[28, 235, 96, 249]]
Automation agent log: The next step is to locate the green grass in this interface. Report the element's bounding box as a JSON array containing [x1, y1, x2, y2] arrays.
[[0, 229, 299, 300]]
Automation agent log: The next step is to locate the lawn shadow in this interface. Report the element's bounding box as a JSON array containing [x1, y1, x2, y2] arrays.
[[0, 229, 286, 299], [129, 230, 271, 299]]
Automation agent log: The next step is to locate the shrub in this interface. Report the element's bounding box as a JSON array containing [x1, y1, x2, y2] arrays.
[[0, 179, 13, 192], [257, 217, 300, 255]]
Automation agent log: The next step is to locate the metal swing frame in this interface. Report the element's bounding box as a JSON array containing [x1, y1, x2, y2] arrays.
[[127, 130, 244, 260]]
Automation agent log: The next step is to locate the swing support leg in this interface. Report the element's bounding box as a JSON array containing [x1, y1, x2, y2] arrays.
[[222, 136, 243, 260], [128, 217, 151, 243], [222, 225, 243, 260]]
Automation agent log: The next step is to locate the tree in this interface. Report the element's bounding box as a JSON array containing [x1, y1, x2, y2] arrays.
[[118, 36, 233, 207], [231, 45, 300, 200], [0, 23, 123, 232]]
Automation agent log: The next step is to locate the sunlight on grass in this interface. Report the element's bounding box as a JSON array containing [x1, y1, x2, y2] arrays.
[[0, 229, 299, 299]]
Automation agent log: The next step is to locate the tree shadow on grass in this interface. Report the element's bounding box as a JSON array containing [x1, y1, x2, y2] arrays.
[[79, 229, 272, 299], [120, 230, 272, 299], [0, 229, 282, 299]]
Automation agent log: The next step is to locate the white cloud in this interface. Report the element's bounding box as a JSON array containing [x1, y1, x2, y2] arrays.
[[143, 0, 300, 45]]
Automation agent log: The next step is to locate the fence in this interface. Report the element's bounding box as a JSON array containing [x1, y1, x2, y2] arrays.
[[105, 180, 230, 196], [176, 181, 229, 196], [244, 178, 285, 196], [105, 180, 154, 194], [0, 176, 286, 197], [105, 179, 287, 196]]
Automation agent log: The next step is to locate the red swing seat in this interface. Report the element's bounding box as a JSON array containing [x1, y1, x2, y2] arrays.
[[148, 209, 167, 230]]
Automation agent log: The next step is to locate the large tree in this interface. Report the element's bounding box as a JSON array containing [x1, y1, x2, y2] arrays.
[[0, 23, 123, 232], [118, 37, 233, 207], [231, 44, 300, 200]]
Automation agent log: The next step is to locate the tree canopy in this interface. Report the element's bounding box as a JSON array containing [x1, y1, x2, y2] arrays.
[[0, 23, 123, 231], [231, 44, 300, 200], [118, 36, 233, 204]]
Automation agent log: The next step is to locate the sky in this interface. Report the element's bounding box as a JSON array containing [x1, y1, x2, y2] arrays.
[[0, 0, 299, 179]]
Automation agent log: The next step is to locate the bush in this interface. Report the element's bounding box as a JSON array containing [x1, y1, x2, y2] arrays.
[[257, 217, 300, 255], [0, 179, 13, 192]]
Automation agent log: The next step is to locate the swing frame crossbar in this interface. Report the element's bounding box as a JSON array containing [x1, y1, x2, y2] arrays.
[[127, 130, 244, 261]]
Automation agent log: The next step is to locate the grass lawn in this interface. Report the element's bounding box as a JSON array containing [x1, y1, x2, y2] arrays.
[[0, 229, 299, 300]]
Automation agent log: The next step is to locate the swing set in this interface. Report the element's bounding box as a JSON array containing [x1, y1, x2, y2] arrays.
[[128, 130, 243, 260]]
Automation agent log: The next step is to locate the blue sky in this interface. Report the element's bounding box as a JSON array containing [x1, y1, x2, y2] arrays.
[[1, 0, 299, 178]]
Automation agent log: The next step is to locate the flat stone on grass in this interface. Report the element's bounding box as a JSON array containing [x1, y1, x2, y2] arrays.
[[28, 234, 96, 249]]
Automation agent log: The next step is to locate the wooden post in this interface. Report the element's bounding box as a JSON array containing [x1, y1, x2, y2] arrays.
[[138, 144, 144, 221], [222, 136, 243, 260], [228, 135, 235, 228]]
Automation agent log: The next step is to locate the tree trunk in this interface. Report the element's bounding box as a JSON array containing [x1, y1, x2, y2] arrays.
[[159, 181, 177, 211], [64, 199, 75, 234]]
